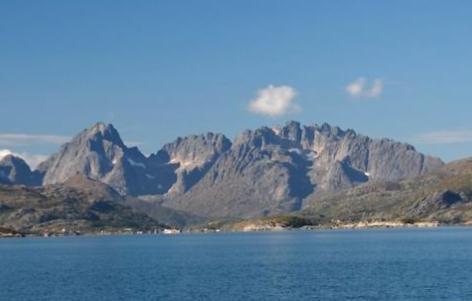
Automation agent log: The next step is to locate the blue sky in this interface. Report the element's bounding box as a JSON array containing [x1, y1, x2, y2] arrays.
[[1, 0, 471, 166]]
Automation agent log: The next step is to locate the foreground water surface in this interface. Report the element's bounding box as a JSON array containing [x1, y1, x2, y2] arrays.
[[1, 228, 471, 301]]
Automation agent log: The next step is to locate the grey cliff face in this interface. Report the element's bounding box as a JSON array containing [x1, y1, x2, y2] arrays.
[[0, 155, 42, 186], [166, 121, 443, 218], [148, 133, 232, 196], [166, 127, 314, 218]]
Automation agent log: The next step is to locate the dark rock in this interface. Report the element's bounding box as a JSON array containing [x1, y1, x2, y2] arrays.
[[0, 155, 42, 186], [415, 190, 464, 214]]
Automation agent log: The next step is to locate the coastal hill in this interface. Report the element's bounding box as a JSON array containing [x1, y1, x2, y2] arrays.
[[0, 175, 168, 235]]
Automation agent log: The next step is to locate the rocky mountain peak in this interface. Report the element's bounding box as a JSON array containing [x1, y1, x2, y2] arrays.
[[78, 122, 125, 148], [159, 132, 231, 167], [0, 154, 41, 186], [234, 127, 279, 149], [41, 122, 149, 195], [271, 120, 302, 142], [0, 154, 27, 167]]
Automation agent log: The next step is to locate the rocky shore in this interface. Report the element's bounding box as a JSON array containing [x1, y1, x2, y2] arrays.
[[222, 219, 443, 232], [0, 227, 25, 238]]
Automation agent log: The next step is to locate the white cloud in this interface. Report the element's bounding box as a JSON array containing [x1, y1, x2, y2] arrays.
[[346, 77, 383, 98], [414, 130, 472, 145], [248, 85, 300, 117], [346, 78, 366, 97], [365, 79, 384, 97], [0, 133, 70, 147], [0, 149, 48, 169], [21, 153, 49, 169]]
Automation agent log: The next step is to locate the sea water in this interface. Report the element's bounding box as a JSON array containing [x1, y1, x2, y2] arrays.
[[1, 228, 471, 301]]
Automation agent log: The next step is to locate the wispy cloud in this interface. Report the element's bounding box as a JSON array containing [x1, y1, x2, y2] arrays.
[[414, 130, 472, 144], [248, 85, 300, 117], [346, 77, 384, 98], [0, 149, 48, 168], [20, 153, 49, 169], [0, 133, 70, 147]]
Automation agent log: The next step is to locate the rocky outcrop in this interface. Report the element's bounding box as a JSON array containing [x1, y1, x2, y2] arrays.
[[412, 190, 465, 215]]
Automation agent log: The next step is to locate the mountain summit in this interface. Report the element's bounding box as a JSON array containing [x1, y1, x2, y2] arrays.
[[0, 154, 42, 186], [40, 122, 154, 195]]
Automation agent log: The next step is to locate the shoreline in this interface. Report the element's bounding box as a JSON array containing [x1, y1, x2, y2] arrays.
[[221, 219, 448, 233], [2, 221, 472, 239]]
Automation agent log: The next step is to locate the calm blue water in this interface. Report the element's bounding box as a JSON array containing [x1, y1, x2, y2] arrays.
[[1, 228, 472, 301]]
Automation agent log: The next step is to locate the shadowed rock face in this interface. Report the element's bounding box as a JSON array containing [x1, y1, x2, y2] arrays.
[[413, 190, 464, 215], [166, 121, 443, 218], [0, 155, 42, 186], [148, 133, 232, 196]]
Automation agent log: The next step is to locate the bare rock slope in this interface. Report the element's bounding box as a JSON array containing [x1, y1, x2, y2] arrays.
[[166, 121, 443, 218]]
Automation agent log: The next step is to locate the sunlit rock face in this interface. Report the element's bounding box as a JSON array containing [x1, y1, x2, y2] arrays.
[[147, 133, 232, 196]]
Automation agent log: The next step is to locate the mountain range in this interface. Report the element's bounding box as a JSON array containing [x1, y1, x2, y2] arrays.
[[3, 120, 465, 233]]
